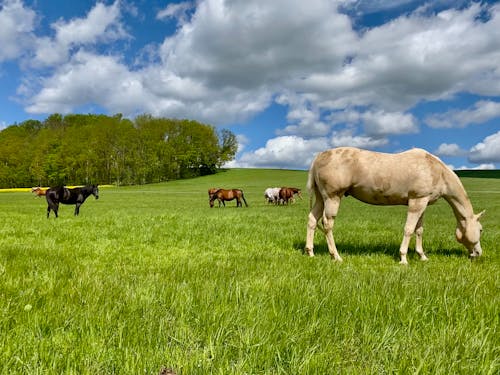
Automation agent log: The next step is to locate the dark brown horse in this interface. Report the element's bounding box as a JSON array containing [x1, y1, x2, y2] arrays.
[[279, 187, 302, 204], [46, 185, 99, 217], [209, 188, 248, 208]]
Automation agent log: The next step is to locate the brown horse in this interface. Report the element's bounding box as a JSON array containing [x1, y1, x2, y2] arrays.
[[209, 188, 248, 208], [31, 187, 46, 197], [279, 187, 302, 204], [208, 187, 224, 207]]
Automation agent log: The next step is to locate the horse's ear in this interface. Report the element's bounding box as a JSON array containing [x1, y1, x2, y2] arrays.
[[476, 210, 485, 220]]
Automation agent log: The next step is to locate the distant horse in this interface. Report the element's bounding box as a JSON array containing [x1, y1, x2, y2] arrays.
[[46, 185, 99, 218], [264, 187, 280, 204], [31, 187, 46, 197], [209, 188, 248, 208], [306, 147, 484, 264], [279, 187, 302, 204], [208, 187, 224, 207]]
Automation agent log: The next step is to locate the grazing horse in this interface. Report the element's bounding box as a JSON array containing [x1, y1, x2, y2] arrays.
[[264, 187, 281, 204], [46, 185, 99, 218], [306, 147, 484, 264], [209, 188, 248, 208], [208, 187, 224, 207], [279, 187, 302, 205], [31, 187, 46, 197]]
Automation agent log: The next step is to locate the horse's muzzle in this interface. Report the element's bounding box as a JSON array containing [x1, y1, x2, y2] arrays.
[[470, 243, 482, 258]]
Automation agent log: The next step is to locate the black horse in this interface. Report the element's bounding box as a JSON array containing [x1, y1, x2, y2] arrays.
[[46, 185, 99, 218]]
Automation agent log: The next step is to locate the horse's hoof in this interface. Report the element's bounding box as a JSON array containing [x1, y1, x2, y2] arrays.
[[399, 260, 409, 266], [420, 256, 429, 262], [304, 248, 314, 257]]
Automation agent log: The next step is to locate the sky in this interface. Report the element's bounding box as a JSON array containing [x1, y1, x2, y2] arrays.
[[1, 0, 500, 170]]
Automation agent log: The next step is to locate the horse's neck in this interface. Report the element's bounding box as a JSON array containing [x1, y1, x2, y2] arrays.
[[442, 171, 474, 222]]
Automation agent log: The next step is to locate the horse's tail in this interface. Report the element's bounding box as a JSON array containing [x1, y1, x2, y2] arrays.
[[307, 161, 317, 211], [241, 190, 248, 207]]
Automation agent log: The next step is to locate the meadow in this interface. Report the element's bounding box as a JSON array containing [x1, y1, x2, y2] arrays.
[[0, 169, 498, 374]]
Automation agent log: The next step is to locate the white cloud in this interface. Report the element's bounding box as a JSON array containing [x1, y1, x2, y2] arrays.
[[157, 1, 194, 24], [468, 130, 500, 163], [3, 0, 500, 169], [32, 1, 127, 67], [362, 110, 418, 136], [0, 0, 35, 62], [454, 164, 496, 170], [233, 136, 329, 169], [425, 100, 500, 128], [435, 143, 466, 157], [25, 51, 145, 114], [331, 130, 388, 149]]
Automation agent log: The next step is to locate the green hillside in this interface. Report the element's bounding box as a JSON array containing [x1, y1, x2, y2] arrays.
[[0, 169, 498, 374]]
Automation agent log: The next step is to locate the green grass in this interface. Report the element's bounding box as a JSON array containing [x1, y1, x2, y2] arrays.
[[0, 169, 498, 374]]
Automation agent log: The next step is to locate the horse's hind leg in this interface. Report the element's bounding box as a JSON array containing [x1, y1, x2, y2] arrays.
[[305, 195, 324, 257], [74, 203, 81, 216], [323, 196, 342, 261], [414, 214, 428, 261], [47, 200, 59, 218]]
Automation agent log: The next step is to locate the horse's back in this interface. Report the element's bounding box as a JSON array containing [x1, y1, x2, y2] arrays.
[[310, 147, 448, 204]]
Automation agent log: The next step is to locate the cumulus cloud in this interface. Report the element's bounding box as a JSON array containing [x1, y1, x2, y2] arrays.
[[435, 143, 466, 157], [331, 130, 388, 149], [32, 1, 127, 67], [0, 0, 35, 62], [361, 110, 418, 136], [3, 0, 500, 168], [233, 136, 329, 169], [425, 100, 500, 128], [468, 130, 500, 163], [454, 164, 496, 170], [157, 1, 194, 25]]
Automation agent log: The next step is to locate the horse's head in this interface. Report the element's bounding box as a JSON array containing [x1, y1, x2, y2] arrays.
[[92, 185, 99, 200], [209, 195, 216, 208], [455, 211, 484, 258]]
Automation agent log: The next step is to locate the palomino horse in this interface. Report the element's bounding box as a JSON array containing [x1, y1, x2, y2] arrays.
[[279, 187, 302, 204], [46, 185, 99, 218], [31, 187, 46, 197], [306, 147, 484, 264], [209, 188, 248, 208]]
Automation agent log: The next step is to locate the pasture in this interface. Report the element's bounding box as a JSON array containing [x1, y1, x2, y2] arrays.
[[0, 169, 498, 374]]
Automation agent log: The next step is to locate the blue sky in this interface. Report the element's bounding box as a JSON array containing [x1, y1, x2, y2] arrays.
[[1, 0, 500, 170]]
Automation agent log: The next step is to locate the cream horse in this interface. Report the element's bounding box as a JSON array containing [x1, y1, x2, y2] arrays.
[[306, 147, 484, 264]]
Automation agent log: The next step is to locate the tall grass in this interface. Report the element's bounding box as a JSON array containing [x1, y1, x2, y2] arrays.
[[0, 169, 498, 374]]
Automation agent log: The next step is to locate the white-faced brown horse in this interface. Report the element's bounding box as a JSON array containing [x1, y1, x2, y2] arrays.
[[46, 185, 99, 218], [31, 187, 46, 197], [209, 188, 248, 208]]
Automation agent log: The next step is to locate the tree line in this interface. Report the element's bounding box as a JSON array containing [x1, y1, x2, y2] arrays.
[[0, 113, 238, 188]]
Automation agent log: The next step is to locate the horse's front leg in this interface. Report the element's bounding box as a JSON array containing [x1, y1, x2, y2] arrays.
[[74, 203, 81, 216], [400, 198, 429, 265], [415, 214, 428, 261]]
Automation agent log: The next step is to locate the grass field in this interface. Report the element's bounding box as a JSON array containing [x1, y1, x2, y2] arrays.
[[0, 169, 498, 374]]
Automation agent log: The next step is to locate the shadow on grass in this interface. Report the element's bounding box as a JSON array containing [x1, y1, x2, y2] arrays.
[[292, 240, 467, 261]]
